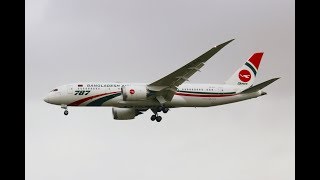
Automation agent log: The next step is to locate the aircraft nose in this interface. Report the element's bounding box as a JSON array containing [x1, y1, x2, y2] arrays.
[[43, 95, 50, 103]]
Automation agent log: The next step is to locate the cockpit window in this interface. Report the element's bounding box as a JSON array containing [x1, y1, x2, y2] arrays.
[[51, 89, 58, 92]]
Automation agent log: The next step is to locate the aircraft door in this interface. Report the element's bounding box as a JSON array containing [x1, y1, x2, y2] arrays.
[[67, 85, 73, 94]]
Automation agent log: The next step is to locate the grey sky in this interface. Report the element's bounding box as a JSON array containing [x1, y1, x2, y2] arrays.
[[26, 0, 294, 180]]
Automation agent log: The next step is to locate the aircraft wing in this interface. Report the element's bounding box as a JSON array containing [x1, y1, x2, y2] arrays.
[[147, 39, 234, 102]]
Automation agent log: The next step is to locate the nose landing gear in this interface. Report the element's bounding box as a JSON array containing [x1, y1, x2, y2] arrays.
[[61, 104, 68, 116]]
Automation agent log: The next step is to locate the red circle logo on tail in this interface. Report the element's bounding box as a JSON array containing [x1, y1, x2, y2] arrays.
[[238, 69, 251, 82], [129, 89, 135, 94]]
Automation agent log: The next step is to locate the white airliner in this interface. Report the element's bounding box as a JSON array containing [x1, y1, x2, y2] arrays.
[[44, 39, 279, 122]]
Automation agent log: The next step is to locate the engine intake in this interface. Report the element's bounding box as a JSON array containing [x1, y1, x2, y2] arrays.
[[112, 107, 139, 120]]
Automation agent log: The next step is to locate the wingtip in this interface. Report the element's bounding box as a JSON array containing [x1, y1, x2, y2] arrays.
[[216, 38, 235, 48], [268, 77, 280, 83], [224, 38, 235, 44]]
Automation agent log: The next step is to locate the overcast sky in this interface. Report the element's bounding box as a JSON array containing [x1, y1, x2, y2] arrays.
[[26, 0, 294, 180]]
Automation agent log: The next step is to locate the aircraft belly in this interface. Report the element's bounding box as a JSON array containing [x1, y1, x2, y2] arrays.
[[168, 95, 212, 107], [211, 92, 260, 106]]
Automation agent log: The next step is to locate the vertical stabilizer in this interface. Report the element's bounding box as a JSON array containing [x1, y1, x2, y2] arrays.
[[225, 52, 263, 89]]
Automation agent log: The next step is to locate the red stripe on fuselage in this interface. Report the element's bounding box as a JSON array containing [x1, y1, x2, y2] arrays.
[[68, 92, 119, 106], [175, 92, 235, 97]]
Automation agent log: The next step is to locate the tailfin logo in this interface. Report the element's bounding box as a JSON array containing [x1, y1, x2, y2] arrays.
[[238, 69, 251, 82], [130, 89, 135, 94]]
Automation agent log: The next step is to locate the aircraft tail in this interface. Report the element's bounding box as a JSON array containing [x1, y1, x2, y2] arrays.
[[225, 52, 263, 89]]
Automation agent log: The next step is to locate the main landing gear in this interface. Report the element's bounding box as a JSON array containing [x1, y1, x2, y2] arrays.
[[151, 114, 162, 122], [150, 107, 169, 122], [61, 104, 68, 116]]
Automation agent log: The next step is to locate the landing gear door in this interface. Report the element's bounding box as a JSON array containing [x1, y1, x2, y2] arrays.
[[67, 85, 73, 94]]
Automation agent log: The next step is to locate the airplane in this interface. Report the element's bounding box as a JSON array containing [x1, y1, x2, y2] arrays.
[[43, 39, 279, 122]]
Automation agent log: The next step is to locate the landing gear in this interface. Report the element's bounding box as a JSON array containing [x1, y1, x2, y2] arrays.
[[150, 107, 169, 122], [61, 104, 68, 116], [156, 116, 162, 122], [162, 108, 169, 113], [64, 110, 69, 115], [150, 113, 161, 122]]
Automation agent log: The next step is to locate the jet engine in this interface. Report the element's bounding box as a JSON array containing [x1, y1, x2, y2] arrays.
[[121, 85, 148, 101], [112, 107, 138, 120]]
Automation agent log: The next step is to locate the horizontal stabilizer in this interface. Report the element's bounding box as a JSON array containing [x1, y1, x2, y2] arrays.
[[241, 78, 280, 94]]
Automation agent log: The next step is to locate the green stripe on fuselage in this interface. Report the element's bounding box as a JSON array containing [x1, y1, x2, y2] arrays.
[[245, 62, 257, 76], [87, 93, 121, 106]]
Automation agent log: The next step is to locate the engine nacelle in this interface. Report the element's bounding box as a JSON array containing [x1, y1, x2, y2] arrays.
[[112, 107, 136, 120], [121, 85, 148, 101]]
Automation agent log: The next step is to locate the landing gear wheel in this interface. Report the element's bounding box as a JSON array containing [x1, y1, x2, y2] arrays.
[[156, 116, 162, 122], [162, 108, 169, 113], [64, 110, 69, 115], [61, 104, 68, 116], [151, 115, 156, 121]]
